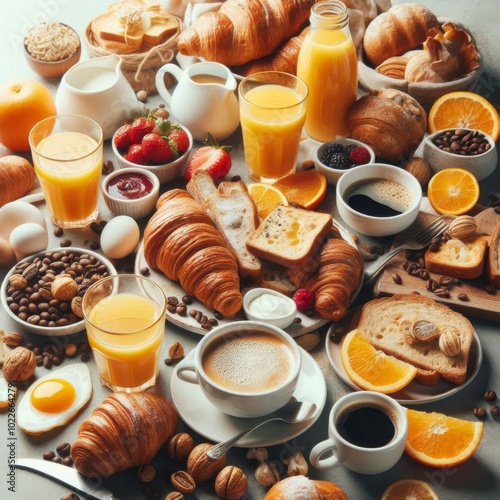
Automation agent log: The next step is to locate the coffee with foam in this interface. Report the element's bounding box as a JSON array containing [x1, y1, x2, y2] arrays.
[[202, 330, 294, 393]]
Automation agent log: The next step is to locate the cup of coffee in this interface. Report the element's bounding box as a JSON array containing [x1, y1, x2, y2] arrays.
[[175, 321, 302, 418], [309, 391, 408, 475]]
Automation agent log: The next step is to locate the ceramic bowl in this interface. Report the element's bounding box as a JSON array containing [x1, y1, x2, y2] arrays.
[[102, 167, 160, 220], [111, 125, 193, 184], [313, 138, 376, 185], [336, 163, 422, 237], [23, 23, 81, 79], [243, 288, 297, 330], [423, 129, 497, 181], [1, 247, 116, 336]]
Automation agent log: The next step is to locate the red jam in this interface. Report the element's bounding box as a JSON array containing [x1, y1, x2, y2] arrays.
[[107, 173, 154, 200]]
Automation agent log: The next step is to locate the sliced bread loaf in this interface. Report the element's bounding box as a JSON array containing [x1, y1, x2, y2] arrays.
[[356, 294, 474, 385], [246, 205, 333, 268]]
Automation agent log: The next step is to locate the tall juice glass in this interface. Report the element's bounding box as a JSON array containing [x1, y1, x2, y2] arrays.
[[239, 71, 308, 183], [29, 114, 103, 229], [297, 0, 358, 141], [82, 274, 167, 392]]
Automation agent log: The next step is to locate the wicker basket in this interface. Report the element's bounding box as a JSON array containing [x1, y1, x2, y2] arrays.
[[83, 19, 181, 95]]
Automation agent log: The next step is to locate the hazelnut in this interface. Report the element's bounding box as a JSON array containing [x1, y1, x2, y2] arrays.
[[165, 433, 194, 462], [51, 275, 78, 301], [490, 405, 500, 416], [215, 466, 248, 499], [403, 157, 432, 187], [137, 464, 156, 482], [473, 407, 486, 419], [187, 443, 227, 482], [254, 462, 280, 487], [439, 328, 462, 357], [3, 346, 37, 382]]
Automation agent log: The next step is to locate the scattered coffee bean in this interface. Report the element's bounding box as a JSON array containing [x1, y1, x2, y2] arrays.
[[90, 222, 103, 235], [52, 456, 63, 464], [484, 390, 497, 402], [293, 317, 302, 324], [43, 451, 56, 461], [489, 404, 500, 416], [80, 353, 90, 362], [473, 406, 487, 419], [102, 159, 114, 175], [60, 238, 72, 247], [392, 273, 402, 285], [140, 266, 150, 276], [53, 226, 64, 237], [90, 241, 100, 250], [457, 293, 469, 301], [61, 493, 80, 500], [485, 284, 496, 294], [56, 442, 71, 457], [182, 295, 192, 305], [164, 358, 173, 366]]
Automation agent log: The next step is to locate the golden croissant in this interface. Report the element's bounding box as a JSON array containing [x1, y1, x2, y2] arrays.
[[72, 392, 179, 477], [143, 189, 243, 317], [288, 236, 363, 321]]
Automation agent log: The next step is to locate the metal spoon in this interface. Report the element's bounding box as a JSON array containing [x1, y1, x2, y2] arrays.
[[206, 401, 317, 460]]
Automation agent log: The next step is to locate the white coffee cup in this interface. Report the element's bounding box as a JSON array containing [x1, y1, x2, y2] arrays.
[[175, 321, 302, 418], [310, 391, 408, 475]]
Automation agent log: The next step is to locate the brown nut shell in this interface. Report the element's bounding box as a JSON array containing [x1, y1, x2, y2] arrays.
[[187, 443, 227, 482], [215, 466, 248, 499], [3, 346, 37, 382]]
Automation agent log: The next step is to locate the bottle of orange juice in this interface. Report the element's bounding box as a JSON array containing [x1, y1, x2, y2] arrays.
[[297, 0, 358, 141]]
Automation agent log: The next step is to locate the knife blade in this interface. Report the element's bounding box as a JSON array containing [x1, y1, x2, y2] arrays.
[[13, 458, 115, 500]]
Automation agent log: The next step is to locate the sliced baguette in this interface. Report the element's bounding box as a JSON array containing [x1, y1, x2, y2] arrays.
[[488, 222, 500, 287], [246, 205, 332, 268], [424, 235, 490, 279], [356, 294, 474, 385]]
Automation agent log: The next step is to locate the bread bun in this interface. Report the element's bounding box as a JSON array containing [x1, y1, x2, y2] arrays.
[[264, 476, 348, 500]]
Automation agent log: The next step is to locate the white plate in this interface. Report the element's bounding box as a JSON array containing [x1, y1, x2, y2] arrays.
[[134, 218, 362, 336], [170, 347, 327, 447], [325, 326, 483, 405]]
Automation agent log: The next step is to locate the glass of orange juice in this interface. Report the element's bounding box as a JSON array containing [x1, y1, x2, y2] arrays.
[[239, 71, 308, 183], [29, 114, 103, 229], [82, 274, 167, 392]]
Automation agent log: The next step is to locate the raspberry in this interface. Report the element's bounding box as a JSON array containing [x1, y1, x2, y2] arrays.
[[293, 288, 315, 312], [349, 146, 371, 165]]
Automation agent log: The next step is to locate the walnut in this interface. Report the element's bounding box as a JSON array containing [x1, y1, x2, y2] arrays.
[[1, 331, 25, 347], [8, 274, 28, 291], [165, 432, 195, 461], [51, 275, 78, 301], [187, 443, 227, 482], [439, 328, 462, 357], [215, 466, 248, 499], [3, 346, 37, 382], [448, 216, 478, 240]]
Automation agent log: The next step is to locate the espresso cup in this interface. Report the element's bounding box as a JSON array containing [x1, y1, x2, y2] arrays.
[[310, 391, 408, 475], [175, 321, 302, 418]]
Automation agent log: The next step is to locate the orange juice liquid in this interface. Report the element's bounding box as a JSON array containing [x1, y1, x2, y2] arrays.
[[34, 131, 102, 223], [297, 28, 357, 141], [86, 293, 164, 389], [240, 84, 306, 181]]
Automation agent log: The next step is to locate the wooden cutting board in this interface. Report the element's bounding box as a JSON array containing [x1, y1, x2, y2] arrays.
[[373, 208, 500, 322]]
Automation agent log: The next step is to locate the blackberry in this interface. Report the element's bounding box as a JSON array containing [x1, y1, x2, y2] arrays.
[[321, 142, 349, 169], [326, 151, 350, 169]]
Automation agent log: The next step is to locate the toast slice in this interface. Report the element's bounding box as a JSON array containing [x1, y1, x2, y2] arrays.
[[186, 169, 218, 204], [246, 205, 333, 268], [488, 222, 500, 287], [356, 294, 474, 385]]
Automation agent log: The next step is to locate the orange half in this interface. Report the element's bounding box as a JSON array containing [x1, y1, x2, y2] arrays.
[[381, 479, 439, 500], [272, 170, 327, 210]]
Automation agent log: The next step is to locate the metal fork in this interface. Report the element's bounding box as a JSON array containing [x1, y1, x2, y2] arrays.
[[363, 217, 448, 282]]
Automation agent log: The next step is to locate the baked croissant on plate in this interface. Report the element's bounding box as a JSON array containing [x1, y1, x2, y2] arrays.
[[143, 189, 243, 317], [288, 236, 363, 321], [72, 392, 179, 477]]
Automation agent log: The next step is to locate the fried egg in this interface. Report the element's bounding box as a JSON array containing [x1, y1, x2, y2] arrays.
[[17, 363, 92, 435], [0, 376, 15, 408]]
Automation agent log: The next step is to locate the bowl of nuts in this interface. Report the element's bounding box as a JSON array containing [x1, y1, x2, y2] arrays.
[[423, 128, 497, 181], [1, 247, 116, 336]]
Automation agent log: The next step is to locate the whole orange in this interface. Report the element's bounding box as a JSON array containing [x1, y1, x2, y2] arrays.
[[0, 79, 56, 151]]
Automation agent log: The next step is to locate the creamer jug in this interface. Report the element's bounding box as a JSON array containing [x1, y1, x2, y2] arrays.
[[55, 54, 144, 140], [155, 62, 239, 141]]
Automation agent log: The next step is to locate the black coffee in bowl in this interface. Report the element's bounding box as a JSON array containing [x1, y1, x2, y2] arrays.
[[336, 403, 396, 448]]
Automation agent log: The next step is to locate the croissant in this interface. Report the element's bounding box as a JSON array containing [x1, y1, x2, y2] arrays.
[[143, 189, 243, 317], [177, 0, 315, 67], [363, 3, 439, 66], [288, 236, 363, 321], [0, 156, 35, 207], [72, 392, 179, 478]]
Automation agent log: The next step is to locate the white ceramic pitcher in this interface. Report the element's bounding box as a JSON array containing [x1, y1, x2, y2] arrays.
[[55, 54, 144, 140], [155, 62, 240, 141]]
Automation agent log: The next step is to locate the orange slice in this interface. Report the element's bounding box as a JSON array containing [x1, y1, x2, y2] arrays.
[[381, 479, 439, 500], [405, 408, 484, 468], [427, 168, 480, 215], [340, 329, 417, 394], [272, 170, 327, 210], [247, 183, 289, 219], [428, 91, 500, 142]]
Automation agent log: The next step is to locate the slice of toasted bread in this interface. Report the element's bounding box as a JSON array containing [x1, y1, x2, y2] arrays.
[[356, 294, 474, 385], [424, 234, 490, 280], [246, 205, 332, 268], [254, 260, 297, 297], [186, 169, 218, 204], [488, 222, 500, 288]]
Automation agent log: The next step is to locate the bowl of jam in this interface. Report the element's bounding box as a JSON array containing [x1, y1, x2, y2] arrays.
[[102, 167, 160, 220]]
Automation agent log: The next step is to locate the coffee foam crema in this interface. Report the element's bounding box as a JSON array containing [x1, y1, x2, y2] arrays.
[[202, 331, 294, 393], [349, 178, 413, 212]]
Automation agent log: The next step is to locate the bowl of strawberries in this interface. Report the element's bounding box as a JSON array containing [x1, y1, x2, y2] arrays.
[[111, 109, 193, 184]]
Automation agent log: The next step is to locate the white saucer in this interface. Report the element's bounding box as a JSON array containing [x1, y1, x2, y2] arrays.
[[170, 347, 327, 447]]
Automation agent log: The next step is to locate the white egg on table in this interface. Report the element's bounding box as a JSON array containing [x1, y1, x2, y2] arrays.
[[9, 222, 48, 260], [17, 363, 92, 435], [100, 215, 141, 259], [0, 201, 46, 240]]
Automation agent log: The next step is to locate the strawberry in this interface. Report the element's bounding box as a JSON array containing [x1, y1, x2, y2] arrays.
[[184, 134, 232, 182], [113, 124, 131, 150], [128, 116, 156, 144], [293, 288, 315, 312], [141, 133, 175, 164], [124, 143, 148, 165], [169, 127, 190, 154]]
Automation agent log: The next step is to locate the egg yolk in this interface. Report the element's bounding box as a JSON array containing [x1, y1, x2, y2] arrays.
[[30, 378, 76, 413]]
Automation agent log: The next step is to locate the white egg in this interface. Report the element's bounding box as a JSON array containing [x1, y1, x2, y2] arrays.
[[101, 215, 141, 259], [0, 201, 47, 240], [9, 222, 48, 261], [0, 237, 16, 268], [17, 363, 92, 435]]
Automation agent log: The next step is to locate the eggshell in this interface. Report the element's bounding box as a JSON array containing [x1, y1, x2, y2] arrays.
[[0, 237, 16, 268], [100, 215, 140, 259], [9, 222, 49, 260], [0, 201, 46, 239]]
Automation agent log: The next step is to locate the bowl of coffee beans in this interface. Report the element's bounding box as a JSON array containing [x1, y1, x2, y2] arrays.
[[424, 128, 497, 181]]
